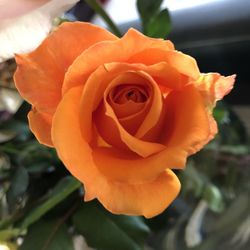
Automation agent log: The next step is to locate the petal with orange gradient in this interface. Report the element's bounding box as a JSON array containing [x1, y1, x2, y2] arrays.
[[94, 71, 166, 157], [28, 108, 53, 147], [79, 62, 187, 143], [95, 169, 180, 218], [51, 86, 180, 218], [93, 85, 210, 183], [95, 101, 166, 158], [128, 49, 200, 80], [81, 84, 209, 184], [62, 28, 174, 94], [161, 84, 210, 154], [196, 73, 236, 107], [195, 74, 235, 143], [14, 22, 117, 114]]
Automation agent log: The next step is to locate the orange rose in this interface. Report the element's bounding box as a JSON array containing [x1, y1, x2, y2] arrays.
[[14, 22, 235, 218]]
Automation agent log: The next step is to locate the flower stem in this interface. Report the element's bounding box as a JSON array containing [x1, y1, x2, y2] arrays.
[[85, 0, 122, 37]]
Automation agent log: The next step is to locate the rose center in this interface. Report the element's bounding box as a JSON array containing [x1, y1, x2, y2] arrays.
[[111, 84, 149, 105]]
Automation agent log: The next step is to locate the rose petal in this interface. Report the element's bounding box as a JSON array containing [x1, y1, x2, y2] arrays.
[[93, 85, 210, 183], [106, 84, 150, 135], [52, 86, 180, 218], [115, 103, 150, 135], [197, 73, 236, 107], [93, 71, 165, 157], [95, 169, 180, 218], [92, 146, 185, 183], [110, 100, 146, 119], [28, 108, 53, 147], [105, 71, 164, 138], [62, 28, 174, 94], [195, 73, 235, 144], [14, 22, 117, 114], [161, 84, 210, 154], [165, 51, 200, 80], [128, 49, 200, 80], [80, 62, 183, 142]]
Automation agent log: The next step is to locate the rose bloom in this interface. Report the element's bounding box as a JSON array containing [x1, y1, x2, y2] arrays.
[[14, 22, 235, 218]]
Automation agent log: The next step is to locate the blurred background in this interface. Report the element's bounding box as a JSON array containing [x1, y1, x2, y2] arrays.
[[0, 0, 249, 250]]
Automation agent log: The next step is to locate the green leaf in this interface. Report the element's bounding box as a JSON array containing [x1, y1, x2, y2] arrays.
[[85, 0, 122, 37], [202, 184, 225, 213], [14, 101, 30, 122], [17, 142, 58, 174], [180, 163, 205, 197], [72, 202, 150, 250], [137, 0, 163, 23], [212, 193, 249, 232], [6, 166, 29, 209], [191, 194, 250, 250], [145, 9, 172, 38], [0, 228, 20, 241], [213, 105, 229, 124], [20, 220, 74, 250], [20, 176, 81, 229], [180, 163, 225, 213], [219, 145, 249, 155], [0, 119, 30, 142], [0, 130, 17, 143]]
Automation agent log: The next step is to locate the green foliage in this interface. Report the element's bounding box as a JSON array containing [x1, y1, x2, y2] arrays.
[[203, 184, 224, 212], [137, 0, 163, 22], [6, 166, 29, 210], [145, 9, 171, 38], [73, 202, 150, 250], [214, 102, 247, 144], [20, 220, 74, 250], [180, 163, 225, 212], [0, 228, 20, 241], [20, 176, 81, 229], [0, 119, 30, 142], [137, 0, 171, 38]]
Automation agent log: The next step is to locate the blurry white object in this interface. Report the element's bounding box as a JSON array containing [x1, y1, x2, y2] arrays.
[[0, 0, 79, 62], [231, 215, 250, 246], [0, 88, 23, 113], [185, 200, 208, 248], [73, 235, 94, 250]]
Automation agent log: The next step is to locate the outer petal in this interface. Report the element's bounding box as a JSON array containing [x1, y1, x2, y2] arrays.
[[14, 22, 118, 114], [196, 73, 236, 107], [92, 147, 186, 183], [162, 84, 210, 154], [195, 73, 235, 143], [28, 108, 53, 147], [51, 86, 180, 218], [62, 28, 174, 93], [96, 169, 180, 218], [128, 49, 200, 80]]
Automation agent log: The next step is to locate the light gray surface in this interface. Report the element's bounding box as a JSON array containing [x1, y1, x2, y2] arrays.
[[120, 0, 250, 49]]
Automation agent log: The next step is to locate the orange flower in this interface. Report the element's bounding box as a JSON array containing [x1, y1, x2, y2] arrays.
[[14, 22, 235, 218]]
